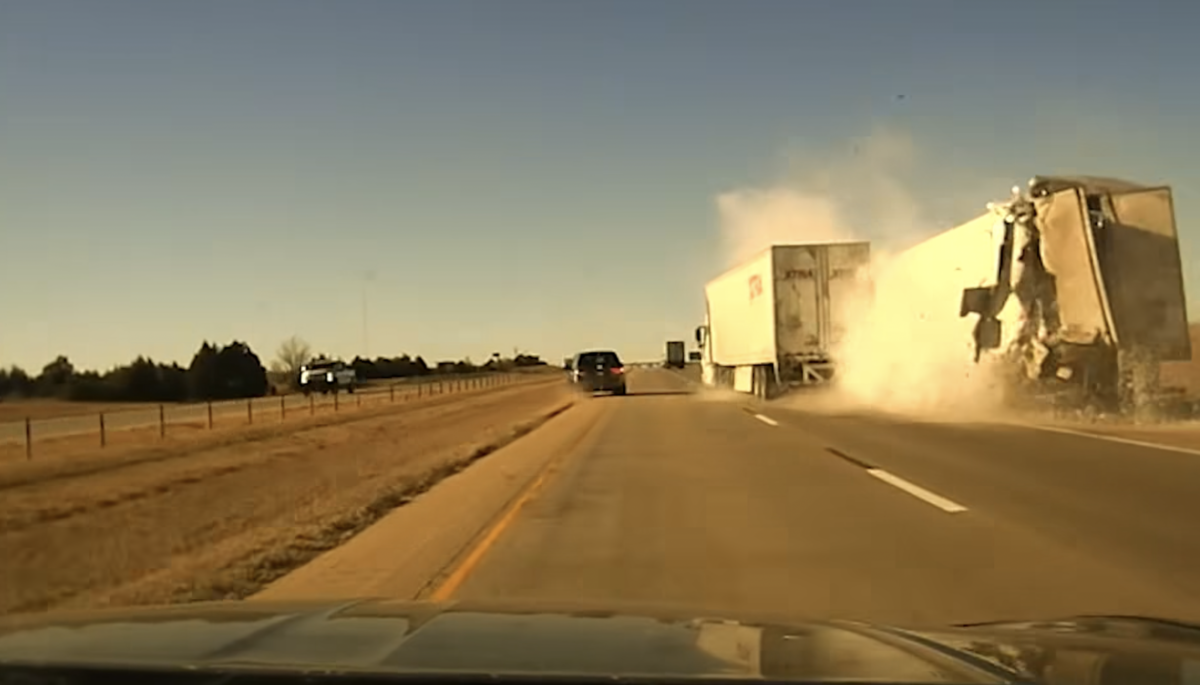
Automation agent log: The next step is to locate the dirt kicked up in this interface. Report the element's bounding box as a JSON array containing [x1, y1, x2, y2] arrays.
[[0, 377, 574, 616]]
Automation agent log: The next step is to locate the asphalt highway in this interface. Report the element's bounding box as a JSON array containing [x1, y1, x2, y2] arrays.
[[448, 367, 1200, 626], [262, 366, 1200, 628]]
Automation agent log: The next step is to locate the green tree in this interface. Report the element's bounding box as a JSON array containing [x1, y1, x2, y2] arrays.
[[187, 342, 221, 400], [38, 355, 76, 397]]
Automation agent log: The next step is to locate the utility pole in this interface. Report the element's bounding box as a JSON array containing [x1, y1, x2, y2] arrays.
[[362, 270, 376, 359]]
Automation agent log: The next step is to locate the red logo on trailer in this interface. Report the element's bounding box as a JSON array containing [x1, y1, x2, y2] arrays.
[[748, 274, 763, 301]]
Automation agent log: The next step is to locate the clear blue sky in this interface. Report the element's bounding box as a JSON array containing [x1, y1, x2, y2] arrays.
[[4, 0, 1199, 372]]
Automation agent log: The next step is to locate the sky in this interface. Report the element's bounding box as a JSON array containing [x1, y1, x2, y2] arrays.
[[4, 0, 1200, 372]]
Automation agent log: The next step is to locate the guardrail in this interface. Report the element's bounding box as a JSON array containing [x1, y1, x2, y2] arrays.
[[0, 372, 532, 460]]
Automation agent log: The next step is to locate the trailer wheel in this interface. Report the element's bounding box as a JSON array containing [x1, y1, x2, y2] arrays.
[[753, 366, 769, 400]]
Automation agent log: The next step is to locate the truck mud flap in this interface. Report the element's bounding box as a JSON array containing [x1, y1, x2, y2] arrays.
[[800, 363, 832, 384]]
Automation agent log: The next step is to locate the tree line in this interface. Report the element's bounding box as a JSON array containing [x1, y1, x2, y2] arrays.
[[0, 336, 545, 404]]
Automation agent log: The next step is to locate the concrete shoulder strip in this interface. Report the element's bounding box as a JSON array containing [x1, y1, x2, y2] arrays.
[[1019, 422, 1200, 457], [252, 399, 613, 602]]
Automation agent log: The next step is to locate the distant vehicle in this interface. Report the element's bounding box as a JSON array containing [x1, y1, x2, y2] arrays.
[[298, 359, 357, 395], [570, 350, 627, 396], [664, 340, 686, 369]]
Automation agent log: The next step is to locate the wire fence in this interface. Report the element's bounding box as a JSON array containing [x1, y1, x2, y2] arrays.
[[0, 372, 533, 460]]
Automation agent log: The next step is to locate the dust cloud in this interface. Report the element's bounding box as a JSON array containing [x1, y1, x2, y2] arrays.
[[713, 127, 1007, 419]]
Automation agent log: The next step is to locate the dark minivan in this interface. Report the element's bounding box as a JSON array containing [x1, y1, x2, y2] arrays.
[[571, 350, 627, 396]]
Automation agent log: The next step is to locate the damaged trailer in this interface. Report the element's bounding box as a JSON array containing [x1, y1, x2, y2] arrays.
[[907, 175, 1191, 413]]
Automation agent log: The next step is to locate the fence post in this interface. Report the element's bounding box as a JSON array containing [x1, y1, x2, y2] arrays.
[[390, 384, 395, 403], [309, 394, 314, 416], [356, 393, 361, 408], [99, 412, 106, 448], [280, 395, 286, 421], [207, 402, 214, 429], [24, 417, 31, 460], [247, 399, 253, 425], [159, 404, 165, 439]]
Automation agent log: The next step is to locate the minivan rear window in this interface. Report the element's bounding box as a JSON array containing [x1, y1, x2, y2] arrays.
[[577, 352, 622, 368]]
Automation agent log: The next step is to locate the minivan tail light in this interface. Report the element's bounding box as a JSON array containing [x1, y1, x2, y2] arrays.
[[611, 366, 624, 374]]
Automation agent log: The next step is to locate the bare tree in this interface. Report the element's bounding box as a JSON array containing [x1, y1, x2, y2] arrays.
[[271, 335, 313, 385]]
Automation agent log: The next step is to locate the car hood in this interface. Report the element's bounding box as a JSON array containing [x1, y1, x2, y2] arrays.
[[2, 599, 1200, 683]]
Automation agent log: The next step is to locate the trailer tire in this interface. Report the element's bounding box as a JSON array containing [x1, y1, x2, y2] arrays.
[[752, 366, 770, 400]]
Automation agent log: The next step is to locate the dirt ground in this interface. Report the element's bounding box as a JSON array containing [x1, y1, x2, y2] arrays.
[[0, 400, 168, 423], [0, 375, 546, 468], [0, 378, 574, 616], [0, 369, 552, 424]]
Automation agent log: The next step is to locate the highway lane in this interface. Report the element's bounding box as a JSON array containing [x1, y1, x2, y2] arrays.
[[445, 367, 1200, 627], [757, 403, 1200, 615]]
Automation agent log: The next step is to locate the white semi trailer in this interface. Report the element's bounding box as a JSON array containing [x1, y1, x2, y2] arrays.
[[695, 242, 872, 399], [892, 175, 1190, 413]]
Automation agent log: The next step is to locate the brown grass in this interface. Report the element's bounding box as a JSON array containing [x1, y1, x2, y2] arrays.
[[0, 379, 574, 616], [0, 369, 557, 424], [0, 400, 172, 423], [0, 375, 548, 467]]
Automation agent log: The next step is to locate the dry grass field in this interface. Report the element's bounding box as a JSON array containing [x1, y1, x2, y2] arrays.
[[0, 375, 573, 616]]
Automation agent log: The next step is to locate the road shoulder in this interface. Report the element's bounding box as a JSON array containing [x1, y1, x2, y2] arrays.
[[253, 396, 613, 602]]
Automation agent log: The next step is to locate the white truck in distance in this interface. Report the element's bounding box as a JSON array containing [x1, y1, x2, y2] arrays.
[[891, 175, 1190, 413], [695, 242, 872, 399], [298, 359, 358, 395], [665, 341, 686, 369]]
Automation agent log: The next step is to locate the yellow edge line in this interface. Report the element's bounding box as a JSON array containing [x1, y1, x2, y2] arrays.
[[427, 468, 554, 601]]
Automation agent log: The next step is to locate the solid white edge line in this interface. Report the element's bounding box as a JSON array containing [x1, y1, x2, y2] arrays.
[[866, 469, 968, 513], [1016, 422, 1200, 457], [754, 414, 779, 427]]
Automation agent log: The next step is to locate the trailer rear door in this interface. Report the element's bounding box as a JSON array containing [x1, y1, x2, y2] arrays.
[[1100, 186, 1191, 360], [1037, 187, 1115, 346]]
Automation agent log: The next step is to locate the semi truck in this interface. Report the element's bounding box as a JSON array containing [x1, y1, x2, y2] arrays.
[[665, 340, 686, 369], [892, 175, 1190, 414], [695, 242, 872, 399]]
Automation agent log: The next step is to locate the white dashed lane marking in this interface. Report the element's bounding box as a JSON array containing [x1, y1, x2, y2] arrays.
[[866, 469, 968, 513]]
